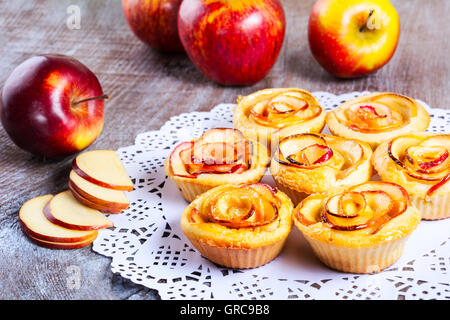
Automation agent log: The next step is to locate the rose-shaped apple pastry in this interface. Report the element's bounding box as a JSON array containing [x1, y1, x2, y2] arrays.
[[270, 133, 373, 205], [181, 183, 293, 268], [294, 181, 421, 273], [233, 88, 326, 152], [373, 133, 450, 220], [165, 128, 269, 202], [326, 92, 430, 149]]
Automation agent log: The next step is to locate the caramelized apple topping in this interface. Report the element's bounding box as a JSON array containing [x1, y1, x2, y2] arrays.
[[387, 134, 450, 195], [320, 182, 408, 233], [248, 90, 322, 128], [169, 128, 253, 178], [274, 134, 364, 178], [337, 93, 416, 133], [189, 184, 280, 229]]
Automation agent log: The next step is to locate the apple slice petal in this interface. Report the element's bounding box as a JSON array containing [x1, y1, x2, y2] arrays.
[[278, 134, 326, 162], [19, 195, 97, 243], [45, 190, 113, 230], [197, 128, 245, 145], [73, 150, 133, 191], [69, 170, 130, 213]]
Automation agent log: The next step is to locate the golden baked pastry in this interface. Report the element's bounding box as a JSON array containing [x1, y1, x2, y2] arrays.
[[294, 181, 421, 274], [270, 133, 373, 205], [326, 92, 430, 149], [165, 128, 269, 202], [373, 133, 450, 220], [181, 183, 294, 268], [233, 88, 326, 153]]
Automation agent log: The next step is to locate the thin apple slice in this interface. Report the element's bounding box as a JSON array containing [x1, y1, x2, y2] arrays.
[[197, 128, 246, 145], [69, 182, 123, 214], [69, 170, 129, 213], [19, 195, 98, 243], [27, 232, 98, 249], [278, 133, 326, 159], [44, 190, 113, 231], [72, 150, 133, 191]]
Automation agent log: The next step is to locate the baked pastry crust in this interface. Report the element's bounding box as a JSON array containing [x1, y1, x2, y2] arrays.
[[373, 132, 450, 220], [165, 128, 269, 202], [270, 133, 373, 204], [181, 183, 293, 268], [293, 181, 421, 273], [326, 92, 430, 149], [233, 88, 326, 152]]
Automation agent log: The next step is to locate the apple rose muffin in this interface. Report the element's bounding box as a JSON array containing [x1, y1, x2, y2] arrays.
[[373, 133, 450, 220], [233, 88, 326, 153], [165, 128, 269, 202], [181, 183, 293, 268], [326, 92, 430, 149], [294, 181, 421, 274], [270, 133, 373, 205]]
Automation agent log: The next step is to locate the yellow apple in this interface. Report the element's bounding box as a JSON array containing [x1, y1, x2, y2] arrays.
[[308, 0, 400, 78]]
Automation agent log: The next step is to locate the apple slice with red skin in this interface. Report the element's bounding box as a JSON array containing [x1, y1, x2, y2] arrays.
[[208, 183, 279, 229], [19, 195, 98, 243], [427, 173, 450, 196], [389, 135, 449, 181], [69, 182, 124, 214], [44, 190, 113, 231], [69, 170, 130, 213], [358, 105, 387, 118], [323, 193, 370, 231], [169, 128, 251, 178], [72, 150, 133, 191], [27, 232, 98, 250], [275, 133, 328, 168], [302, 144, 334, 165], [418, 150, 449, 170]]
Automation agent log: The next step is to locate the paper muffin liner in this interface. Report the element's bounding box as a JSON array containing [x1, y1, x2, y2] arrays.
[[303, 236, 409, 274], [410, 193, 450, 220], [170, 179, 214, 203], [186, 237, 287, 269]]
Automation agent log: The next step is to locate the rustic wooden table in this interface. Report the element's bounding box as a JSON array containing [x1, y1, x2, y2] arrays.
[[0, 0, 448, 300]]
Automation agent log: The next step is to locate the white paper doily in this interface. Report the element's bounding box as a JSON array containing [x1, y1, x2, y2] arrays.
[[92, 91, 450, 300]]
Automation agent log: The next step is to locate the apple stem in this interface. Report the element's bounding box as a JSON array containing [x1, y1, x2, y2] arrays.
[[360, 9, 375, 32], [72, 94, 109, 106]]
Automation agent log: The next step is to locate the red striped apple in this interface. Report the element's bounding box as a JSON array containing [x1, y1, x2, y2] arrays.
[[0, 54, 107, 158], [122, 0, 184, 52], [178, 0, 286, 85], [308, 0, 400, 78]]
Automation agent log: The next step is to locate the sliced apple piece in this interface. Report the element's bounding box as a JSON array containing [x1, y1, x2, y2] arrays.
[[198, 128, 245, 145], [44, 190, 113, 230], [69, 182, 124, 214], [19, 195, 97, 243], [28, 232, 97, 249], [427, 173, 450, 196], [72, 150, 133, 191], [69, 170, 130, 213]]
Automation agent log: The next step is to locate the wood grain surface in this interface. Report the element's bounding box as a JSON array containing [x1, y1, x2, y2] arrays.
[[0, 0, 448, 299]]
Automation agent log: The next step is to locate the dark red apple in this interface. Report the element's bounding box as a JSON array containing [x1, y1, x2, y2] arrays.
[[122, 0, 184, 52], [0, 54, 106, 158], [177, 0, 286, 85]]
